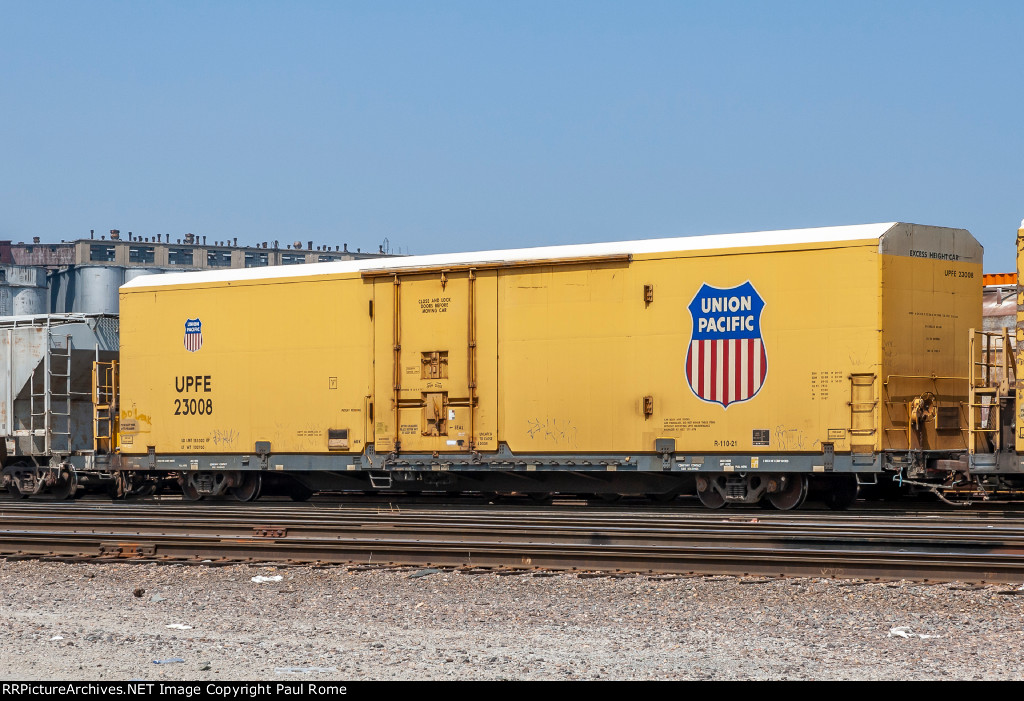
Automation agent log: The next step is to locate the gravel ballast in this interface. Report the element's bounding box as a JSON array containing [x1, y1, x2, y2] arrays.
[[0, 559, 1020, 680]]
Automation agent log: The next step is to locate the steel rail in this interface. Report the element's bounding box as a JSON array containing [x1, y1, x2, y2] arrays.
[[3, 502, 1024, 583], [9, 499, 1024, 524], [5, 503, 1024, 540]]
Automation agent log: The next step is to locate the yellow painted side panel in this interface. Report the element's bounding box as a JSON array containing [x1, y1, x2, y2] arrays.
[[498, 246, 882, 455], [496, 262, 632, 454], [879, 254, 981, 451], [119, 276, 373, 455]]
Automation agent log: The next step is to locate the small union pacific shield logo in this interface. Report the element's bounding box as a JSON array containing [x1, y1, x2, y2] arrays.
[[685, 281, 766, 408], [184, 318, 203, 353]]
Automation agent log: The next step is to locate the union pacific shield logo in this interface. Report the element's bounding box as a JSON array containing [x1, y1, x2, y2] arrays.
[[184, 318, 203, 352], [685, 281, 766, 408]]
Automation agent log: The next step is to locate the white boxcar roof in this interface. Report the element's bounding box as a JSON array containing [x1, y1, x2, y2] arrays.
[[122, 222, 900, 289]]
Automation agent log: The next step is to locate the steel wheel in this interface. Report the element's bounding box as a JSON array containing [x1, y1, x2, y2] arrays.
[[48, 471, 77, 500], [127, 481, 157, 498], [181, 480, 203, 502], [229, 472, 262, 502], [767, 475, 808, 510], [4, 464, 30, 499], [696, 484, 727, 509]]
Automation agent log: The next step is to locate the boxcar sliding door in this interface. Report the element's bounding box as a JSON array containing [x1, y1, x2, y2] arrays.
[[369, 268, 498, 456]]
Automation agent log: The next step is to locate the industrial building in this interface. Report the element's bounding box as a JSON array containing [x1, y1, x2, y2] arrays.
[[0, 230, 395, 316]]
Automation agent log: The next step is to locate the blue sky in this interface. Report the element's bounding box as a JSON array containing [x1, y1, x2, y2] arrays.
[[2, 1, 1021, 268]]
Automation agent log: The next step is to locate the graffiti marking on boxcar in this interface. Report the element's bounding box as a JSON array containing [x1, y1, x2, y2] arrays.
[[121, 406, 151, 428], [526, 418, 578, 447], [774, 425, 805, 450], [211, 428, 238, 446]]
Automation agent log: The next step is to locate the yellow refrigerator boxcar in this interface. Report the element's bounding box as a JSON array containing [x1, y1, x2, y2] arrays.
[[117, 222, 981, 508]]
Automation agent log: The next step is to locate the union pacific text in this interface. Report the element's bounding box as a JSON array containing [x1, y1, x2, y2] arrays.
[[697, 294, 755, 333]]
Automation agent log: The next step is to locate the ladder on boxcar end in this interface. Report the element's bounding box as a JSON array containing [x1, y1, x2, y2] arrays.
[[29, 334, 72, 456], [93, 360, 118, 454], [848, 372, 878, 453], [968, 328, 1016, 455]]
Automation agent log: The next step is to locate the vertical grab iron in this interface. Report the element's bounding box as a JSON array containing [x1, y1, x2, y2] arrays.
[[467, 269, 477, 451], [1016, 222, 1024, 454], [93, 359, 118, 454], [392, 274, 402, 453]]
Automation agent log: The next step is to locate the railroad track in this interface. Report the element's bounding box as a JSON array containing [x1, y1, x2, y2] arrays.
[[3, 501, 1024, 583]]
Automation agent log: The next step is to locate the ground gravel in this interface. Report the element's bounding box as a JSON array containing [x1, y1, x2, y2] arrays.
[[0, 559, 1021, 680]]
